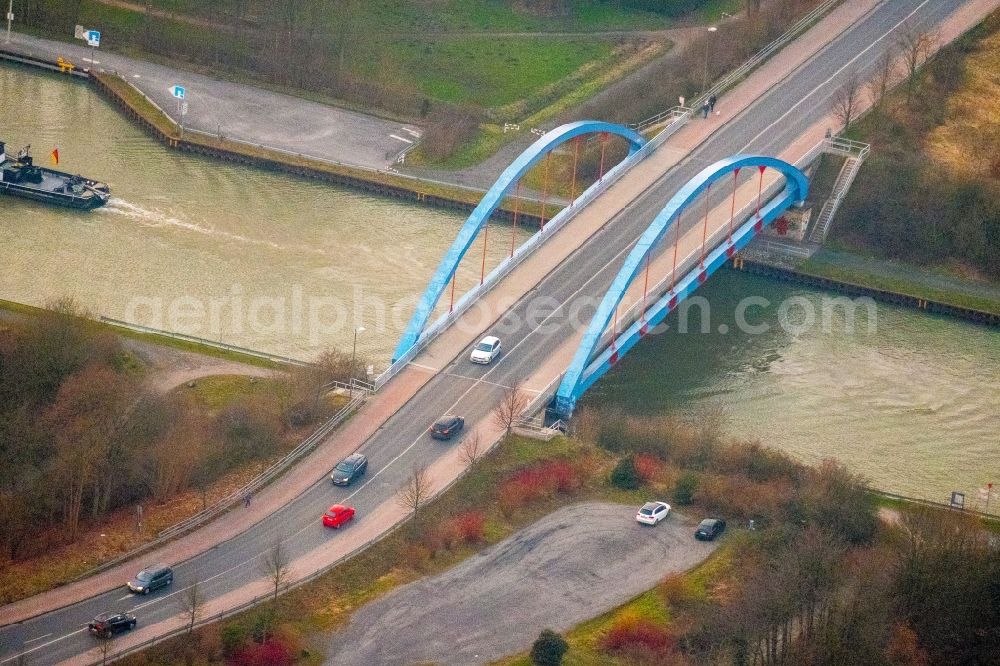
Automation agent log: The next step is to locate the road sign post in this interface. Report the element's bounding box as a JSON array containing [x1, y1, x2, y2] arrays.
[[170, 85, 187, 136], [85, 29, 100, 78], [5, 0, 13, 44]]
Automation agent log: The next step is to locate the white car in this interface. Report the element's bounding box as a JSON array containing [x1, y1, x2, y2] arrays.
[[470, 336, 501, 364], [636, 501, 671, 526]]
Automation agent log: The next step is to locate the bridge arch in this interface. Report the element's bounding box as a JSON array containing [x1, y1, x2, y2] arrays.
[[393, 121, 646, 362], [554, 155, 809, 417]]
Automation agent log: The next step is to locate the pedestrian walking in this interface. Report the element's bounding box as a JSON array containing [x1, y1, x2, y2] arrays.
[[701, 102, 710, 119], [708, 94, 717, 112], [244, 491, 252, 507], [678, 95, 686, 108]]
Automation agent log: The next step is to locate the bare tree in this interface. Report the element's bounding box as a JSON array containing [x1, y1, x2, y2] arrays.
[[178, 580, 204, 634], [97, 632, 114, 665], [262, 539, 291, 601], [832, 70, 863, 131], [492, 378, 528, 438], [458, 429, 483, 468], [867, 46, 897, 116], [896, 26, 937, 103], [398, 465, 433, 530]]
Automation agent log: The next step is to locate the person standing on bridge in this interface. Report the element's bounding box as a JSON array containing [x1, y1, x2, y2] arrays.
[[709, 94, 717, 112], [701, 102, 711, 119]]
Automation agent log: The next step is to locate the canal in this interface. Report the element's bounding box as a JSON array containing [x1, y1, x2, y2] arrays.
[[2, 63, 998, 504], [581, 270, 1000, 506], [0, 62, 526, 362]]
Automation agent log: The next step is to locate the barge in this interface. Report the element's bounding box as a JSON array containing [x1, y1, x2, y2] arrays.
[[0, 141, 110, 210]]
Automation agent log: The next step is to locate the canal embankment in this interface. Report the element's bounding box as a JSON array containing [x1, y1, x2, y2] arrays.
[[0, 44, 551, 226], [729, 258, 1000, 326]]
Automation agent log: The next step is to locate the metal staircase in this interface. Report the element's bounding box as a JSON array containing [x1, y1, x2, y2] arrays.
[[809, 138, 869, 243]]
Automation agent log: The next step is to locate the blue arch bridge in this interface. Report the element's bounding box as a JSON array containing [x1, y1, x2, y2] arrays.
[[394, 120, 809, 420]]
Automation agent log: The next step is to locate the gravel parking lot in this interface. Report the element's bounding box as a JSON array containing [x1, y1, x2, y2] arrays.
[[325, 501, 719, 665]]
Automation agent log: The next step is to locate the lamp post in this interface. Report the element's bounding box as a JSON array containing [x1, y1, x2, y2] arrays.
[[702, 26, 718, 95], [6, 0, 13, 44], [350, 326, 365, 390]]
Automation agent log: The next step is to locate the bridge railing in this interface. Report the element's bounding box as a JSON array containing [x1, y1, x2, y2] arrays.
[[374, 113, 693, 389], [592, 141, 826, 358], [71, 394, 365, 582], [689, 0, 839, 112], [629, 0, 838, 136]]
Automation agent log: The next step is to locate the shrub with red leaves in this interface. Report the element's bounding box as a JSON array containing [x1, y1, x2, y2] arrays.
[[497, 460, 583, 514], [229, 639, 293, 666], [633, 454, 664, 484], [600, 616, 675, 656], [453, 511, 486, 543]]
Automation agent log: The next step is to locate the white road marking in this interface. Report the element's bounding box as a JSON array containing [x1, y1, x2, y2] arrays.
[[7, 628, 85, 660], [4, 9, 944, 662], [741, 0, 930, 151], [82, 58, 100, 64], [22, 633, 52, 644], [402, 127, 421, 138], [117, 593, 133, 601]]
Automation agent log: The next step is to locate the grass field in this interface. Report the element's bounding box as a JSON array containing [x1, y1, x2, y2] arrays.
[[354, 36, 615, 108], [137, 0, 680, 34]]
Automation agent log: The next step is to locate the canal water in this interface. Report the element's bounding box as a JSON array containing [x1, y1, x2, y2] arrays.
[[2, 63, 998, 503], [0, 63, 526, 362], [581, 270, 1000, 506]]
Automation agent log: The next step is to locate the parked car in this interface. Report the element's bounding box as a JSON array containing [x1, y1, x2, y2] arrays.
[[330, 453, 368, 486], [694, 518, 726, 541], [322, 504, 356, 529], [470, 335, 501, 364], [635, 501, 671, 526], [430, 415, 465, 440], [88, 612, 137, 638], [127, 563, 173, 595]]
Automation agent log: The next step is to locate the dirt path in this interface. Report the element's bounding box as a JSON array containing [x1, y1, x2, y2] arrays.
[[323, 502, 718, 665], [122, 338, 276, 393]]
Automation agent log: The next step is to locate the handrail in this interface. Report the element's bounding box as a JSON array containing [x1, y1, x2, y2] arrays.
[[98, 316, 312, 367], [374, 111, 692, 389], [632, 0, 839, 132], [689, 0, 840, 112]]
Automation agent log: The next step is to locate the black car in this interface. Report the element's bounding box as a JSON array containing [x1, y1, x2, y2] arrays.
[[694, 518, 726, 541], [430, 415, 465, 440], [88, 612, 137, 638], [127, 563, 173, 594], [330, 453, 369, 486]]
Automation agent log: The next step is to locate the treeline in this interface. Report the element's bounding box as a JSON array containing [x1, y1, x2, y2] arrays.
[[579, 409, 1000, 665], [833, 15, 1000, 280], [0, 301, 362, 561]]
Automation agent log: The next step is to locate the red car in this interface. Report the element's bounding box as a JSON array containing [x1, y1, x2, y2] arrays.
[[322, 504, 356, 529]]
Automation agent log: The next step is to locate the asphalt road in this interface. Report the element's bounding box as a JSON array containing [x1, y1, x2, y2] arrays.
[[325, 503, 717, 665], [0, 1, 971, 663], [3, 33, 421, 170]]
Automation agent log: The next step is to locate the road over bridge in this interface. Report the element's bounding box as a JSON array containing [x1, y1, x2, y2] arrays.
[[2, 0, 995, 663]]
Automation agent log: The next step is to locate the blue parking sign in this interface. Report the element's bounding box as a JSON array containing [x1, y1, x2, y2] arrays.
[[170, 85, 186, 100], [86, 30, 100, 47]]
